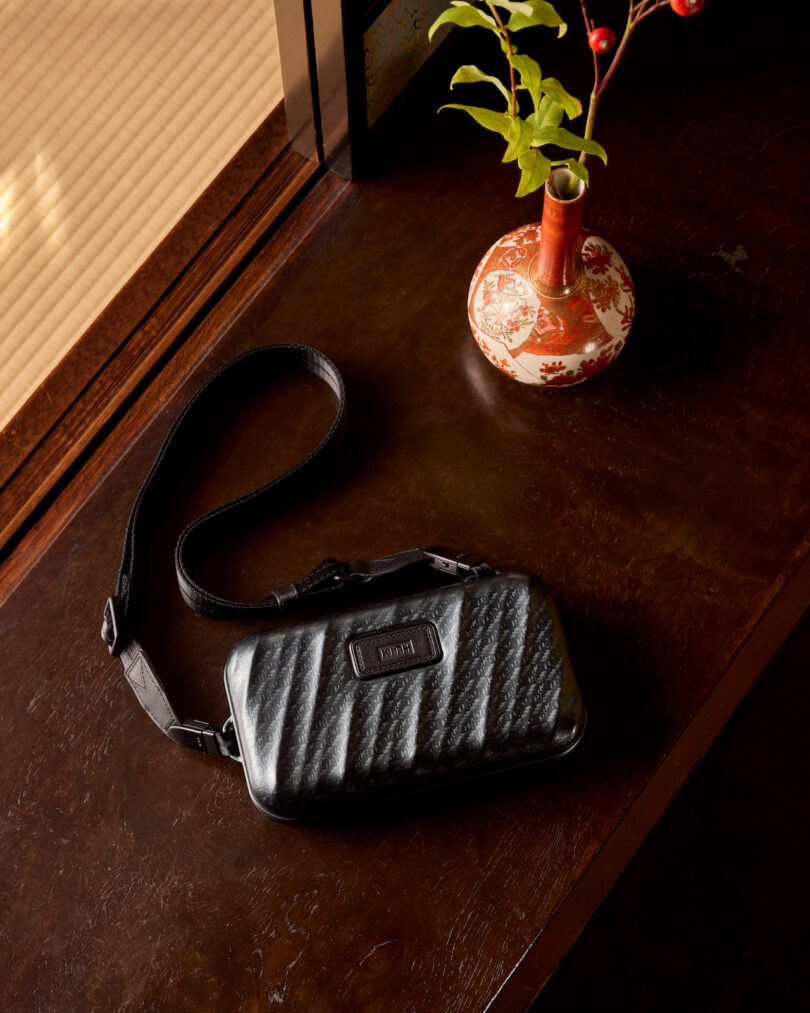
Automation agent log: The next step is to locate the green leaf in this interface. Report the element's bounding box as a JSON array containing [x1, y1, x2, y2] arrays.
[[512, 64, 582, 121], [529, 96, 565, 131], [502, 117, 533, 162], [516, 148, 552, 198], [506, 1, 565, 33], [555, 158, 590, 186], [532, 125, 607, 163], [510, 61, 579, 123], [450, 64, 511, 107], [535, 77, 581, 120], [507, 53, 543, 111], [487, 1, 533, 14], [428, 5, 498, 42], [438, 103, 512, 140]]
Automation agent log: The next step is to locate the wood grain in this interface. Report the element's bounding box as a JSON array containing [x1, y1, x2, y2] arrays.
[[1, 6, 808, 1011]]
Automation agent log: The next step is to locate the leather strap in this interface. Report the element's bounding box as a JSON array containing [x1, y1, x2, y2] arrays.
[[101, 344, 490, 757]]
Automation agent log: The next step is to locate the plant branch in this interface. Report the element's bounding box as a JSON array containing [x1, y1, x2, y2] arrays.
[[580, 0, 601, 93], [579, 0, 637, 163], [486, 3, 517, 116], [595, 4, 636, 99], [634, 0, 670, 24], [577, 0, 672, 163]]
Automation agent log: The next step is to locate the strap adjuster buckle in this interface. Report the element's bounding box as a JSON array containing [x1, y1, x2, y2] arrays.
[[332, 562, 371, 586]]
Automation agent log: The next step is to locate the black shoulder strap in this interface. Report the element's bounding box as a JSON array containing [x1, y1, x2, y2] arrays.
[[101, 344, 490, 758]]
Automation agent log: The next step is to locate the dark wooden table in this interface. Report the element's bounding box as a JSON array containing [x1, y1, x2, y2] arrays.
[[2, 9, 809, 1011]]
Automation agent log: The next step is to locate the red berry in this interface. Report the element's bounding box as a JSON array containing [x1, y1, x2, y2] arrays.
[[588, 27, 616, 53], [670, 0, 704, 15]]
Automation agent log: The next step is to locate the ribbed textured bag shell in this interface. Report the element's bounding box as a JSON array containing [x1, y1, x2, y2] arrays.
[[224, 572, 585, 820]]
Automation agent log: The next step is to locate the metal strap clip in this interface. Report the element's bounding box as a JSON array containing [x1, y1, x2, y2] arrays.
[[424, 547, 494, 581], [167, 719, 240, 759], [101, 596, 123, 656]]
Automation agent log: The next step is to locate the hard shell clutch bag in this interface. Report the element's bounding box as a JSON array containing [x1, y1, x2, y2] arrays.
[[225, 571, 584, 821], [102, 345, 586, 822]]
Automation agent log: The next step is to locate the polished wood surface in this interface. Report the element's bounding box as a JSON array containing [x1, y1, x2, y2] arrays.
[[2, 7, 809, 1011], [533, 610, 810, 1012]]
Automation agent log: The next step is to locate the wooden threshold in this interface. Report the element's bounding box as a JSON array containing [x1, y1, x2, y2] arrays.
[[0, 127, 333, 559]]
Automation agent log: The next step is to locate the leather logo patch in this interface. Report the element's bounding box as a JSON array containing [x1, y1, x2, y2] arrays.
[[349, 621, 442, 679]]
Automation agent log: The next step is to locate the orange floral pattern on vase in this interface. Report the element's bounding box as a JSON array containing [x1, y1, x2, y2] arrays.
[[468, 224, 635, 387]]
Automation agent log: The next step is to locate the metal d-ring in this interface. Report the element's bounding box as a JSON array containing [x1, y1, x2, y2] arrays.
[[222, 716, 242, 763]]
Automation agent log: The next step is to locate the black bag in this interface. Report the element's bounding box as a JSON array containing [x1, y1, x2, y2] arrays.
[[102, 345, 586, 821]]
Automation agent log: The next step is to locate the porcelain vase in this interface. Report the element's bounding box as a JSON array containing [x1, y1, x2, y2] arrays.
[[468, 167, 634, 387]]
